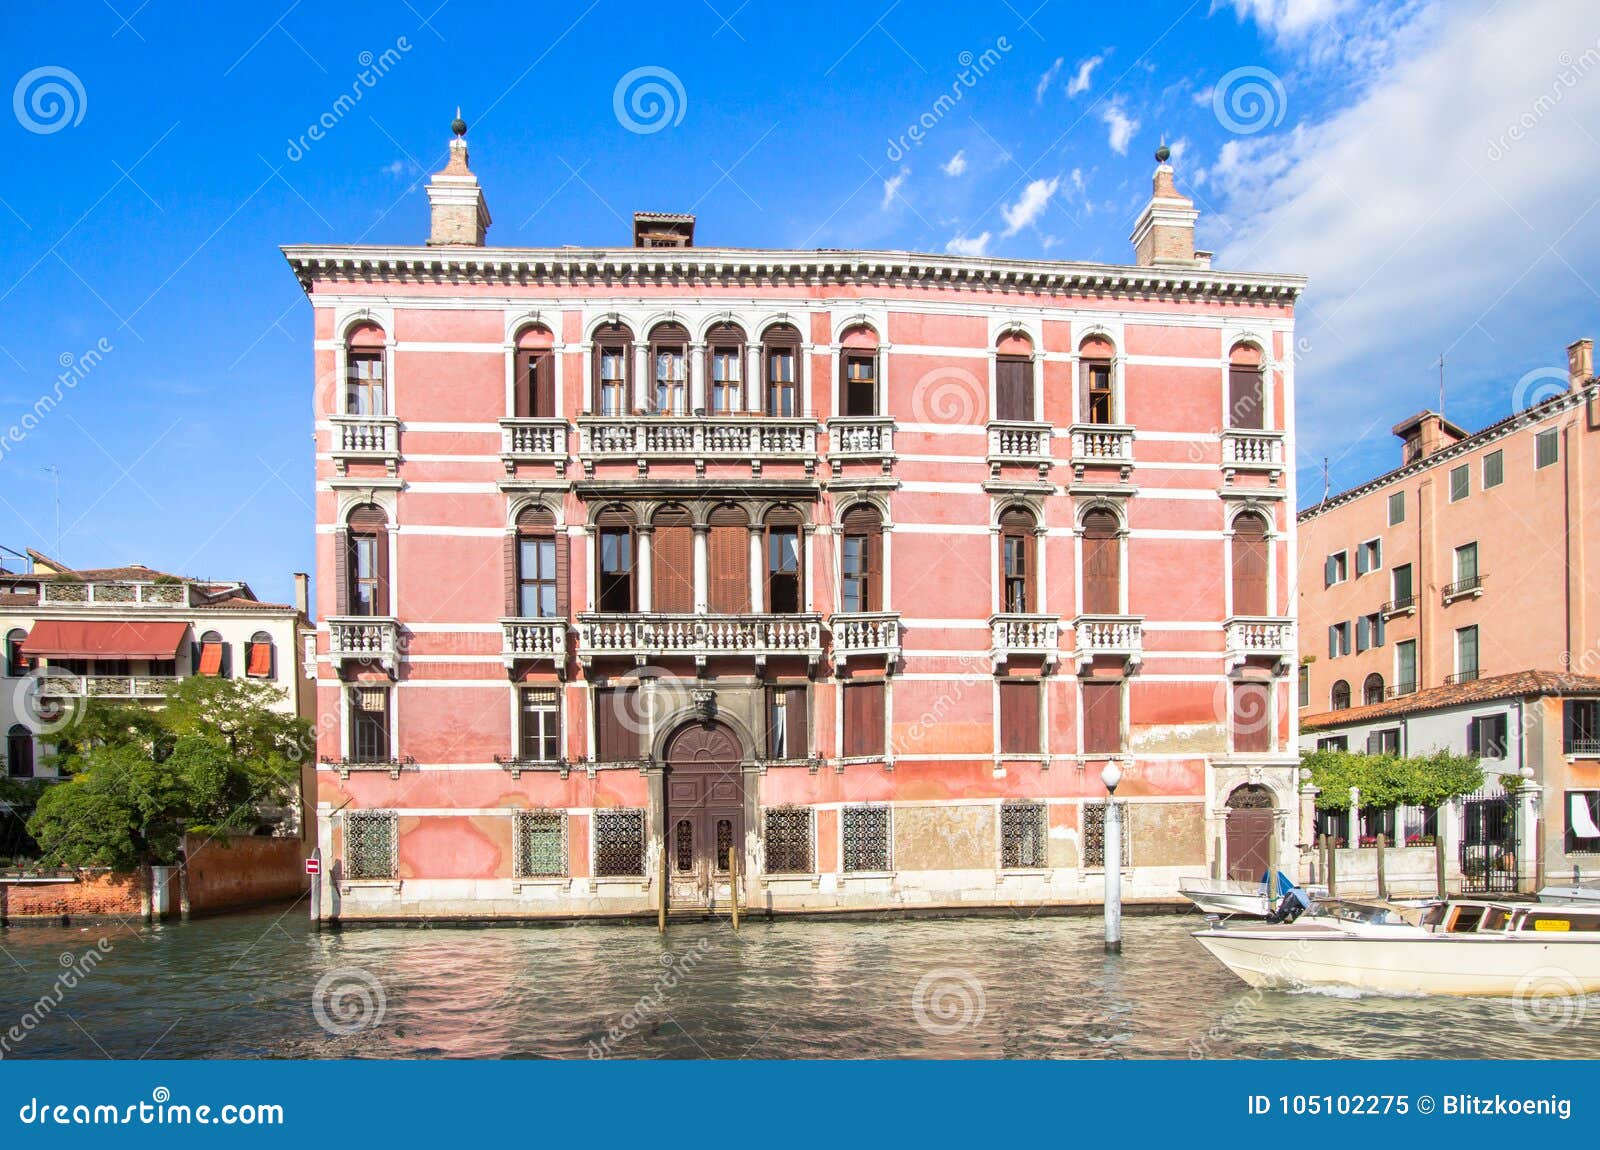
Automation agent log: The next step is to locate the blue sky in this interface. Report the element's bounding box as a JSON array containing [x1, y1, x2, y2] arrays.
[[3, 0, 1598, 605]]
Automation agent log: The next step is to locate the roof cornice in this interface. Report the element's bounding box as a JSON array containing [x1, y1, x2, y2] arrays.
[[280, 244, 1305, 303]]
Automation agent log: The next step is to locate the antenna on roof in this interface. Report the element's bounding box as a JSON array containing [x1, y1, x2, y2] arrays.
[[41, 466, 60, 562], [1436, 352, 1445, 418], [1320, 456, 1331, 507]]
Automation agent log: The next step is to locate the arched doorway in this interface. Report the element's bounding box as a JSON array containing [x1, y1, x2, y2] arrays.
[[1224, 783, 1275, 882], [664, 720, 744, 909]]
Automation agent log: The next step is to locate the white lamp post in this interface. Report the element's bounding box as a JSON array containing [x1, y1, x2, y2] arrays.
[[1101, 761, 1123, 954]]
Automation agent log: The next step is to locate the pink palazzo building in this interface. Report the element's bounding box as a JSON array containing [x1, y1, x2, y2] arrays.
[[284, 125, 1305, 921]]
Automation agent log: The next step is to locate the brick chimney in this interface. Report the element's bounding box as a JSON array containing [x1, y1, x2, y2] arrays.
[[293, 571, 309, 616], [426, 111, 491, 247], [1130, 142, 1201, 267], [1568, 337, 1593, 391], [1392, 411, 1468, 466]]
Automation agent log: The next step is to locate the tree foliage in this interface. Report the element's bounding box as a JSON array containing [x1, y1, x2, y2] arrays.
[[1302, 747, 1484, 811], [27, 676, 309, 868]]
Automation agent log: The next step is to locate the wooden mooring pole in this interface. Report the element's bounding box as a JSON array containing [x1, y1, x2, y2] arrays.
[[1376, 832, 1387, 899], [1325, 833, 1337, 898], [657, 846, 668, 934], [728, 847, 740, 931], [1435, 834, 1447, 898]]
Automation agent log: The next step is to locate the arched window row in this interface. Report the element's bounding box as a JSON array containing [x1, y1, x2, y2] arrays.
[[587, 321, 808, 418], [339, 503, 391, 618]]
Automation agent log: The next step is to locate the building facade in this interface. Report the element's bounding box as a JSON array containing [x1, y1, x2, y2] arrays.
[[287, 125, 1305, 921]]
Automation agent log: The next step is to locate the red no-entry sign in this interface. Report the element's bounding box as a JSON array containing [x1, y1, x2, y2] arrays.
[[305, 857, 321, 875]]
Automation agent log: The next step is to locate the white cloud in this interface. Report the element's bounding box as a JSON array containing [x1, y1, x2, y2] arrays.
[[1223, 0, 1352, 42], [942, 150, 968, 177], [1035, 57, 1063, 104], [381, 159, 407, 178], [881, 167, 909, 211], [1219, 0, 1432, 74], [1069, 167, 1087, 196], [1067, 54, 1103, 97], [946, 231, 992, 257], [1001, 176, 1061, 236], [1101, 104, 1139, 154], [1166, 137, 1190, 167]]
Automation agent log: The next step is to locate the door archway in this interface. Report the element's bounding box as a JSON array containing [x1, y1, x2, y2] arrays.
[[1224, 783, 1275, 882], [663, 720, 744, 908]]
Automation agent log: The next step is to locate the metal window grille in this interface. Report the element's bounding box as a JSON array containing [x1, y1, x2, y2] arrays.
[[715, 818, 734, 870], [345, 810, 397, 879], [593, 808, 646, 877], [674, 818, 694, 873], [842, 805, 892, 872], [763, 806, 813, 874], [1000, 800, 1048, 869], [514, 810, 567, 878], [1082, 801, 1131, 869]]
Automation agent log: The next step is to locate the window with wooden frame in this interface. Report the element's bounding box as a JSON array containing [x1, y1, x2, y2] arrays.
[[1466, 712, 1508, 759], [344, 323, 386, 416], [999, 679, 1042, 754], [706, 505, 751, 614], [513, 327, 555, 418], [706, 322, 745, 414], [593, 685, 641, 763], [840, 504, 883, 613], [766, 507, 803, 615], [1536, 427, 1559, 469], [762, 324, 802, 415], [1299, 664, 1310, 708], [1454, 541, 1479, 584], [1227, 343, 1265, 430], [1388, 490, 1406, 525], [595, 508, 636, 613], [1456, 625, 1479, 681], [519, 686, 561, 763], [1081, 508, 1121, 615], [1330, 679, 1351, 710], [1079, 337, 1114, 424], [840, 326, 880, 417], [1565, 700, 1600, 754], [842, 681, 886, 758], [1080, 679, 1122, 754], [649, 322, 689, 415], [651, 506, 694, 614], [197, 630, 227, 677], [349, 685, 390, 762], [1449, 463, 1470, 502], [340, 503, 389, 617], [5, 628, 29, 677], [5, 724, 33, 778], [999, 507, 1035, 613], [1230, 511, 1269, 617], [995, 332, 1035, 422], [1231, 679, 1272, 753], [1363, 672, 1385, 706], [1483, 449, 1504, 489], [245, 631, 274, 679], [511, 506, 562, 619], [593, 323, 632, 415], [766, 684, 807, 759]]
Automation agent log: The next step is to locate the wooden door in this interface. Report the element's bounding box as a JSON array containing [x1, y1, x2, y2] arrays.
[[1225, 809, 1274, 882], [664, 722, 744, 909]]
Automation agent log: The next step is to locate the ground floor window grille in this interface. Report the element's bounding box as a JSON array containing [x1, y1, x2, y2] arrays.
[[345, 810, 397, 879], [593, 808, 646, 877], [514, 810, 567, 878], [1000, 801, 1048, 869], [842, 805, 891, 872], [763, 806, 813, 874], [1082, 801, 1130, 868]]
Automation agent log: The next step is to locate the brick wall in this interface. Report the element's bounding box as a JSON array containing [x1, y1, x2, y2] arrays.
[[183, 834, 306, 915], [0, 871, 144, 922]]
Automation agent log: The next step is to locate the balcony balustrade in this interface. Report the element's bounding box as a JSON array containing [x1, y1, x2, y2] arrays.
[[989, 613, 1060, 666], [501, 618, 569, 670], [576, 612, 824, 668], [38, 673, 176, 699], [329, 415, 400, 475], [576, 415, 817, 476], [1442, 575, 1486, 603], [327, 616, 400, 674], [499, 418, 569, 475], [1220, 429, 1286, 483], [1071, 614, 1143, 670], [825, 416, 895, 476], [1381, 594, 1418, 618], [39, 580, 187, 607], [1223, 615, 1295, 670], [1068, 424, 1134, 482], [986, 420, 1053, 478], [828, 612, 901, 667]]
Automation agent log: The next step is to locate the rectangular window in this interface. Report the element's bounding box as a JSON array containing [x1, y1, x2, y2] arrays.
[[1467, 713, 1508, 759], [1082, 802, 1129, 868], [1387, 490, 1405, 525], [842, 681, 886, 758], [1324, 551, 1348, 587], [1081, 680, 1122, 754], [593, 809, 646, 877], [1564, 700, 1600, 755], [345, 352, 385, 416], [1298, 664, 1310, 709], [653, 348, 687, 414], [1317, 735, 1349, 752], [1565, 791, 1600, 854], [766, 685, 807, 760], [1366, 728, 1400, 755], [1083, 361, 1113, 424], [245, 641, 272, 678], [349, 686, 390, 762], [1455, 541, 1479, 583], [1355, 612, 1385, 653], [1456, 625, 1479, 681], [1003, 534, 1029, 613], [1355, 538, 1381, 576], [841, 535, 870, 614], [598, 529, 634, 612], [1449, 463, 1469, 502], [1360, 806, 1398, 842], [1328, 622, 1352, 659], [767, 528, 801, 615], [995, 357, 1032, 422], [1392, 563, 1414, 604], [1232, 680, 1272, 753], [766, 349, 796, 415], [1536, 427, 1559, 469], [349, 535, 382, 616], [518, 536, 557, 618], [344, 810, 397, 879], [197, 641, 225, 677], [519, 687, 560, 763], [1484, 449, 1504, 489], [763, 807, 814, 874], [1000, 801, 1049, 868], [514, 810, 567, 878], [844, 354, 877, 417], [841, 805, 891, 872], [710, 347, 742, 413], [598, 347, 627, 415], [999, 680, 1042, 754], [594, 686, 641, 763], [1395, 640, 1417, 695]]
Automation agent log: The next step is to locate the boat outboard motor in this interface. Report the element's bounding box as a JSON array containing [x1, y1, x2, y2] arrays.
[[1265, 884, 1311, 924]]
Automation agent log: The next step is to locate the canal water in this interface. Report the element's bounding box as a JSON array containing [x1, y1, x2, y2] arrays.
[[1, 908, 1594, 1059]]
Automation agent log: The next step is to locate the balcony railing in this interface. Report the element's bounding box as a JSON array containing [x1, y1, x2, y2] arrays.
[[499, 418, 569, 475], [327, 616, 400, 674], [577, 415, 818, 475], [1567, 737, 1600, 757], [1385, 681, 1418, 699], [986, 421, 1053, 476], [826, 416, 895, 476], [575, 613, 824, 667], [1442, 575, 1485, 603], [39, 580, 187, 607], [38, 674, 176, 699], [320, 755, 416, 780], [989, 613, 1060, 666], [501, 618, 568, 667], [828, 612, 901, 666], [493, 754, 574, 779], [1220, 429, 1286, 479], [329, 415, 400, 475], [1224, 615, 1295, 668], [1381, 594, 1418, 617], [1445, 669, 1481, 686], [1071, 614, 1143, 669], [1069, 424, 1134, 482]]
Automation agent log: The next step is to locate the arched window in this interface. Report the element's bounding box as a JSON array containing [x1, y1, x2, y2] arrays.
[[708, 505, 750, 614], [341, 504, 390, 617], [344, 322, 387, 416], [705, 322, 746, 414], [840, 504, 883, 613], [1363, 673, 1385, 706], [6, 724, 33, 778], [999, 507, 1036, 613], [246, 631, 275, 679], [1081, 508, 1121, 615], [1230, 511, 1270, 617], [1331, 680, 1351, 711], [592, 323, 634, 415], [995, 332, 1035, 422], [766, 506, 804, 615], [840, 325, 880, 417], [1228, 342, 1265, 430], [762, 323, 803, 416], [648, 322, 690, 415], [651, 505, 694, 614], [5, 628, 29, 677], [595, 506, 636, 613], [197, 629, 227, 677], [511, 506, 561, 618], [514, 325, 555, 418], [1079, 335, 1115, 425]]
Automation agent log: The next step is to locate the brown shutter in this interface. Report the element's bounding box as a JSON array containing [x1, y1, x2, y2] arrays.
[[514, 351, 533, 418], [708, 506, 750, 614], [1231, 513, 1269, 617], [505, 531, 518, 615], [996, 357, 1032, 422], [1082, 511, 1120, 615], [554, 528, 569, 617], [1228, 366, 1265, 429], [374, 527, 390, 616], [533, 351, 555, 417], [844, 682, 885, 757], [786, 685, 808, 758], [596, 686, 640, 762], [335, 530, 350, 616], [999, 680, 1041, 754], [1233, 680, 1272, 752], [1081, 680, 1122, 754], [653, 511, 694, 614]]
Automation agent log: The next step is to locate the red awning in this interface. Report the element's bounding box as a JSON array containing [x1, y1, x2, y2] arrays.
[[20, 620, 189, 660]]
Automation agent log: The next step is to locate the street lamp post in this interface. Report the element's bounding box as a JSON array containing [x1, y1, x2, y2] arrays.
[[1102, 761, 1122, 953]]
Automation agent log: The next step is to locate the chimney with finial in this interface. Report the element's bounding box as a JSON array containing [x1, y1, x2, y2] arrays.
[[1130, 138, 1205, 268], [426, 109, 491, 246]]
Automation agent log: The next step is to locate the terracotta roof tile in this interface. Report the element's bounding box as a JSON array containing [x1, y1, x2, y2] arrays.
[[1302, 669, 1600, 731]]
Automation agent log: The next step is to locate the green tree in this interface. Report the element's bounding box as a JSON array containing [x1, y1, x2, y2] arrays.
[[1302, 747, 1484, 811]]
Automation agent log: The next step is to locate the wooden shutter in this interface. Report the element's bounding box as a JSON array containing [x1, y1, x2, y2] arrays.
[[1081, 680, 1122, 754], [1082, 511, 1120, 615], [374, 529, 390, 616], [554, 527, 569, 617], [844, 682, 885, 757], [347, 505, 390, 617], [842, 506, 884, 613], [596, 687, 640, 762], [512, 507, 556, 617], [504, 531, 518, 615], [1233, 681, 1272, 752], [996, 357, 1032, 422], [786, 685, 808, 758], [652, 510, 694, 614], [999, 680, 1041, 754], [533, 352, 554, 417], [762, 324, 802, 413], [1231, 514, 1269, 617], [514, 351, 534, 418], [335, 529, 350, 616], [1228, 366, 1265, 429], [708, 506, 750, 614]]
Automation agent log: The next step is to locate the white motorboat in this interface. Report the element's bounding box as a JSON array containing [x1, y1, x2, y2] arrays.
[[1194, 898, 1600, 996], [1179, 877, 1274, 917]]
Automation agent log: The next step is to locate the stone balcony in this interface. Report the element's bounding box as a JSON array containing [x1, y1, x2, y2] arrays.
[[989, 613, 1060, 667], [1221, 429, 1286, 484], [828, 611, 902, 667], [1068, 424, 1134, 482], [986, 420, 1053, 479], [576, 415, 817, 477], [1223, 615, 1295, 670], [38, 673, 177, 699], [1071, 614, 1144, 671], [329, 415, 400, 475], [575, 613, 824, 668], [826, 416, 895, 477], [501, 617, 569, 671], [499, 418, 569, 476], [327, 616, 400, 675], [38, 580, 187, 608]]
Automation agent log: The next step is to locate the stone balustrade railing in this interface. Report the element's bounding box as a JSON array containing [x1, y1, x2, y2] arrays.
[[501, 618, 569, 664], [39, 581, 187, 607], [829, 612, 901, 664], [1072, 614, 1144, 667], [576, 613, 823, 665]]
